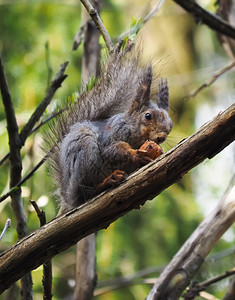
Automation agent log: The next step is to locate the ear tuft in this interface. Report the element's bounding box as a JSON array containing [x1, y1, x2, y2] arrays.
[[128, 65, 152, 114], [156, 78, 169, 111], [135, 65, 152, 103]]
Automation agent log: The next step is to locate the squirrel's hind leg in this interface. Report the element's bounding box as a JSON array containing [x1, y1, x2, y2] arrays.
[[59, 123, 104, 208], [96, 170, 127, 194]]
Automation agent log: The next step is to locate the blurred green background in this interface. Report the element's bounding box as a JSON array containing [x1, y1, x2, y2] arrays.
[[0, 0, 234, 299]]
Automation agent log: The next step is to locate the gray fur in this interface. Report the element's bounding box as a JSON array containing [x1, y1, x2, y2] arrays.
[[45, 45, 172, 212]]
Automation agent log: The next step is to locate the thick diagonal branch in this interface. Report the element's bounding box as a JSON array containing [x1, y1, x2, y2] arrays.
[[0, 103, 234, 294], [173, 0, 235, 40], [147, 179, 235, 300]]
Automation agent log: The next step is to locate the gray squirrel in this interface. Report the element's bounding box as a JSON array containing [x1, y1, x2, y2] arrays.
[[45, 43, 172, 212]]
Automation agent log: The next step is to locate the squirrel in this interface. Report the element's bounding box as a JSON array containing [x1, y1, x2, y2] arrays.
[[44, 43, 172, 212]]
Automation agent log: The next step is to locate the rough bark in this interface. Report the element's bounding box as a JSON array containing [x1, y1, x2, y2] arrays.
[[146, 182, 235, 300], [0, 103, 234, 294]]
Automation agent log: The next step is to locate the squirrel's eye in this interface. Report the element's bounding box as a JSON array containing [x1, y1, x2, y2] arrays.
[[145, 112, 152, 120]]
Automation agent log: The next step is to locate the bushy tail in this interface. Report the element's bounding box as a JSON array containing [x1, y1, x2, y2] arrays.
[[43, 42, 160, 190]]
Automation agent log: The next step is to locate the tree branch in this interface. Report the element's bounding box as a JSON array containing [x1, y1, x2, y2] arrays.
[[30, 201, 52, 300], [172, 0, 235, 40], [0, 103, 234, 294], [0, 54, 33, 299], [80, 0, 113, 51], [184, 267, 235, 299], [0, 155, 48, 203], [147, 177, 235, 300], [0, 219, 11, 242], [185, 60, 235, 100]]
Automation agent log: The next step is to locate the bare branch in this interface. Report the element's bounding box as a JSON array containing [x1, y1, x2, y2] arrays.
[[143, 0, 165, 24], [0, 103, 234, 293], [147, 177, 235, 300], [30, 200, 46, 227], [95, 278, 156, 296], [0, 219, 11, 242], [115, 0, 165, 42], [173, 0, 235, 40], [184, 268, 235, 299], [0, 153, 9, 166], [30, 107, 67, 135], [185, 60, 235, 100], [0, 155, 48, 203], [80, 0, 113, 51]]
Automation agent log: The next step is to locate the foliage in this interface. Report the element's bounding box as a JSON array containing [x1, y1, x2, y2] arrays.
[[0, 0, 234, 299]]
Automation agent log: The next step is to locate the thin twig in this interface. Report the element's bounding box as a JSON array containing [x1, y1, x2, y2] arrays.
[[0, 218, 11, 241], [95, 278, 156, 296], [80, 0, 114, 52], [185, 60, 235, 100], [115, 0, 165, 42], [143, 0, 165, 24], [173, 0, 235, 40], [30, 200, 46, 227], [184, 268, 235, 299], [0, 154, 48, 203], [0, 151, 9, 166], [30, 107, 67, 135], [96, 247, 235, 295], [196, 268, 235, 290]]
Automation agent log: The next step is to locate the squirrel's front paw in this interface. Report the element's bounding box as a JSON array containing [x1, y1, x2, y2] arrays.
[[130, 141, 163, 166], [96, 170, 127, 194], [130, 149, 153, 166]]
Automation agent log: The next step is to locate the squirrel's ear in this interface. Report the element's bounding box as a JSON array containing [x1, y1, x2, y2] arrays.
[[156, 78, 169, 111], [129, 65, 152, 114]]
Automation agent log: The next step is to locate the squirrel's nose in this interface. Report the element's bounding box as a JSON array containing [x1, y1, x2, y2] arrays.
[[156, 136, 166, 144]]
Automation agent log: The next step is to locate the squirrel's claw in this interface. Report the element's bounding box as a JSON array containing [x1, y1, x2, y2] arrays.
[[96, 170, 127, 194]]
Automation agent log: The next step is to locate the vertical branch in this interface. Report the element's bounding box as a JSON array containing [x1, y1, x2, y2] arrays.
[[73, 1, 101, 299], [30, 200, 52, 300], [0, 55, 33, 299]]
